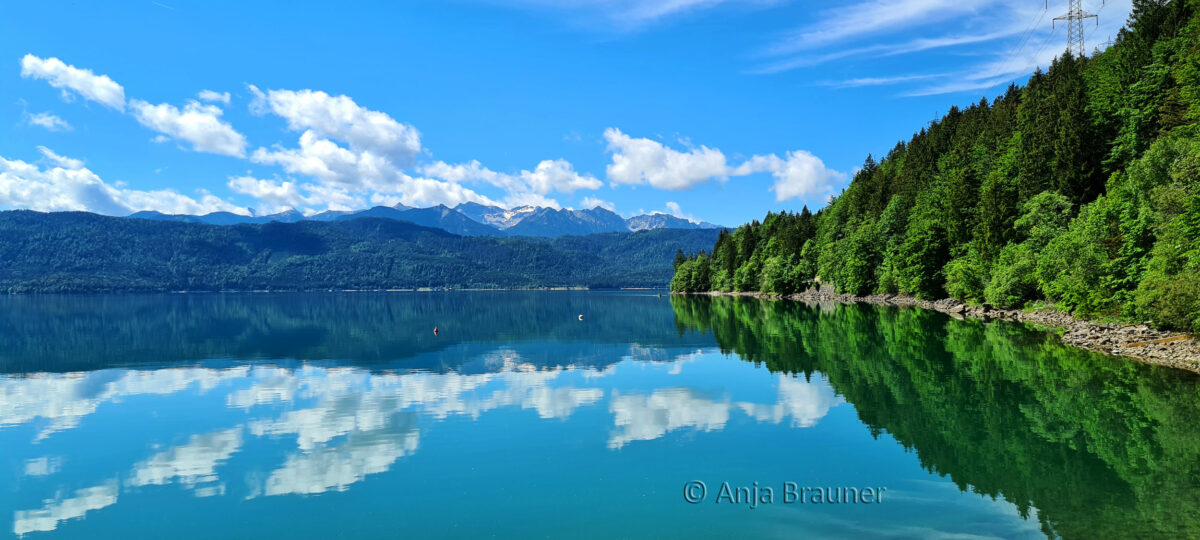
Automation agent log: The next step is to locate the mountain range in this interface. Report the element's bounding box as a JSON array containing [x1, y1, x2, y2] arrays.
[[129, 203, 722, 237], [0, 210, 721, 292]]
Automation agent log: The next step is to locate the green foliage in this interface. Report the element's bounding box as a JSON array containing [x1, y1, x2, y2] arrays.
[[670, 260, 694, 292], [733, 252, 762, 292], [1035, 200, 1113, 314], [760, 255, 789, 294], [671, 0, 1200, 331], [761, 254, 807, 295], [985, 243, 1040, 309], [896, 187, 951, 298], [872, 195, 911, 294], [944, 243, 986, 302], [671, 294, 1200, 538], [672, 209, 819, 294], [1135, 268, 1200, 331], [1014, 191, 1074, 250], [837, 220, 882, 295], [1135, 189, 1200, 331]]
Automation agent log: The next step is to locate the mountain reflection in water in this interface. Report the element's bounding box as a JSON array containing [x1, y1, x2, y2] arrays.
[[1, 292, 1198, 538]]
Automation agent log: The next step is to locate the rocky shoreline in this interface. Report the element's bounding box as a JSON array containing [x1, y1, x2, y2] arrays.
[[683, 289, 1200, 375]]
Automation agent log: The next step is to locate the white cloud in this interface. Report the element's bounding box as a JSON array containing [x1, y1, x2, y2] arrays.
[[247, 84, 268, 115], [422, 159, 601, 194], [37, 146, 84, 170], [129, 99, 247, 157], [757, 1, 1131, 98], [245, 86, 503, 210], [304, 182, 366, 211], [420, 160, 496, 184], [227, 176, 336, 213], [404, 175, 501, 207], [903, 73, 1023, 97], [251, 131, 364, 184], [606, 0, 734, 24], [901, 34, 1056, 96], [249, 86, 421, 162], [896, 1, 1133, 98], [580, 196, 615, 211], [604, 128, 729, 190], [499, 0, 776, 28], [19, 55, 126, 110], [642, 201, 702, 225], [767, 0, 1000, 55], [18, 67, 479, 212], [524, 159, 603, 194], [27, 111, 72, 131], [733, 150, 847, 201], [250, 130, 470, 203], [249, 134, 496, 209], [604, 128, 844, 201], [751, 44, 891, 74], [0, 150, 248, 216], [18, 57, 250, 160], [421, 157, 599, 210], [197, 89, 231, 104], [753, 5, 1027, 74], [822, 73, 948, 88]]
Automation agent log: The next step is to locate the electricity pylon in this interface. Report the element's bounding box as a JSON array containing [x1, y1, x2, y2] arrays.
[[1049, 0, 1104, 56], [1093, 36, 1114, 56]]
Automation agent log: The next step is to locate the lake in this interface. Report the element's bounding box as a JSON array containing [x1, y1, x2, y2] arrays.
[[2, 291, 1199, 538]]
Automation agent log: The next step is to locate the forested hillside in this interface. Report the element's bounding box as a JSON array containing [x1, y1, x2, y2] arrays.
[[672, 0, 1200, 333], [0, 211, 718, 292]]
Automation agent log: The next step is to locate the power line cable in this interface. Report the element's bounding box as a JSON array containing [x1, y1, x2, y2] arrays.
[[994, 7, 1050, 84]]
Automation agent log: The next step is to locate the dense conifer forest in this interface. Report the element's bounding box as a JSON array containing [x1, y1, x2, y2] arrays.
[[672, 0, 1200, 333]]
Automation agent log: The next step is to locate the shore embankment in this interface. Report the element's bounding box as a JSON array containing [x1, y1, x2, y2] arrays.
[[680, 289, 1200, 375]]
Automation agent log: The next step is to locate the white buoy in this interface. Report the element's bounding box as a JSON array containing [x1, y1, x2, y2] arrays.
[[578, 314, 584, 321]]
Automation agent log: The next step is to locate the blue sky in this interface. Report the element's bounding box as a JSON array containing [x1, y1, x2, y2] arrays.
[[1, 0, 1131, 226]]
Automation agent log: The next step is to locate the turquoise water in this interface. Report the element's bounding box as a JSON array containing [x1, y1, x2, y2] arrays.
[[2, 292, 1199, 538]]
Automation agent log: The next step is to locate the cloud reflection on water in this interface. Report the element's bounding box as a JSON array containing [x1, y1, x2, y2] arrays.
[[3, 348, 840, 534], [608, 374, 841, 449], [13, 481, 119, 536]]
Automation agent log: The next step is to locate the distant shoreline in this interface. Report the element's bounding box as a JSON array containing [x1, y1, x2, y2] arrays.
[[0, 211, 715, 294], [3, 287, 668, 295], [676, 290, 1200, 375]]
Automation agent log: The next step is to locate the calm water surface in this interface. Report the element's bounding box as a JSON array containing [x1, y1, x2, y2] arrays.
[[2, 292, 1199, 538]]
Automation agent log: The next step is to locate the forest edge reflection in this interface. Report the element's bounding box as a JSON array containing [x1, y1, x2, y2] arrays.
[[670, 294, 1200, 539], [2, 292, 1199, 538]]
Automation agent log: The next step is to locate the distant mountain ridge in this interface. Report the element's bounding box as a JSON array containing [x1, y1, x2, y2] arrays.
[[0, 210, 722, 292], [130, 203, 723, 237]]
